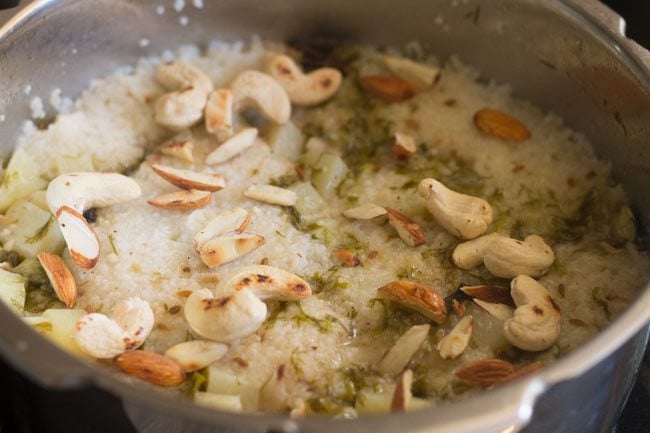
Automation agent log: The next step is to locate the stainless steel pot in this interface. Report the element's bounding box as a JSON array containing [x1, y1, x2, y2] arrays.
[[0, 1, 648, 432]]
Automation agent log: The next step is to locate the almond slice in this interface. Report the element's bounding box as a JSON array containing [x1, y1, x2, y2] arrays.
[[55, 206, 100, 270], [160, 131, 194, 162], [205, 128, 258, 165], [391, 132, 417, 159], [199, 233, 266, 268], [333, 248, 360, 267], [386, 208, 425, 247], [342, 203, 387, 220], [436, 315, 473, 360], [455, 358, 516, 387], [381, 55, 441, 91], [391, 369, 414, 412], [148, 189, 211, 211], [164, 340, 229, 372], [460, 285, 515, 307], [474, 108, 531, 142], [498, 361, 545, 384], [451, 299, 465, 317], [114, 350, 186, 387], [379, 280, 447, 324], [473, 298, 514, 321], [37, 252, 77, 308], [151, 164, 225, 192], [205, 89, 234, 141], [243, 184, 297, 206], [377, 324, 430, 375], [193, 208, 251, 252], [359, 75, 420, 102]]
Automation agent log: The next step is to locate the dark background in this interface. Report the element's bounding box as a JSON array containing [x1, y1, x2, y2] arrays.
[[0, 0, 647, 432]]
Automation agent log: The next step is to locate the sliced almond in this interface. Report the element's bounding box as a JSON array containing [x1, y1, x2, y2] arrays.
[[498, 361, 545, 384], [333, 248, 360, 267], [473, 299, 514, 321], [342, 203, 387, 220], [391, 369, 413, 412], [460, 285, 515, 307], [454, 358, 516, 387], [243, 184, 297, 206], [377, 324, 430, 375], [474, 108, 531, 142], [205, 127, 258, 165], [205, 89, 234, 141], [199, 233, 266, 268], [37, 252, 77, 308], [164, 340, 229, 372], [391, 132, 417, 159], [359, 75, 420, 102], [381, 55, 441, 91], [379, 280, 447, 324], [114, 350, 186, 387], [151, 164, 225, 192], [55, 206, 100, 270], [193, 208, 251, 252], [451, 299, 465, 317], [386, 208, 425, 247], [148, 189, 211, 211], [160, 131, 194, 162], [436, 315, 473, 360]]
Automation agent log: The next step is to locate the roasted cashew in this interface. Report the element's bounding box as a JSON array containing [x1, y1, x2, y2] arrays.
[[230, 70, 291, 124], [266, 54, 342, 106], [483, 235, 554, 278], [154, 61, 214, 130], [184, 265, 311, 342], [74, 297, 154, 359], [46, 173, 141, 269], [418, 178, 493, 240], [503, 275, 561, 351]]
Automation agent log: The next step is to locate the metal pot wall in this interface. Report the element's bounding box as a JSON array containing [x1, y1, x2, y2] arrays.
[[0, 1, 648, 432]]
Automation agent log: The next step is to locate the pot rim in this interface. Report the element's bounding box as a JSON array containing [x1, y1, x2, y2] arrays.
[[0, 0, 648, 432]]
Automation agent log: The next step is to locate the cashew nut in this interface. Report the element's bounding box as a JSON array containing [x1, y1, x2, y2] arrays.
[[503, 275, 561, 351], [483, 235, 554, 278], [46, 173, 141, 269], [205, 88, 234, 141], [418, 178, 493, 240], [230, 70, 291, 124], [452, 233, 505, 270], [154, 61, 214, 130], [74, 297, 154, 358], [184, 265, 311, 342], [46, 172, 142, 216], [436, 315, 473, 359], [223, 265, 312, 301], [265, 54, 342, 106]]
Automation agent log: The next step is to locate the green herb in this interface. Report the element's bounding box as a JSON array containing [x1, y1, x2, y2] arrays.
[[25, 215, 54, 244], [183, 368, 209, 398], [33, 322, 53, 333], [290, 348, 305, 375], [274, 230, 286, 238], [269, 173, 300, 188], [307, 268, 349, 294], [108, 233, 119, 255], [291, 302, 342, 333]]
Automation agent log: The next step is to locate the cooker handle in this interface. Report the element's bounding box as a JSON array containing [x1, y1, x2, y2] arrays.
[[568, 0, 650, 71]]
